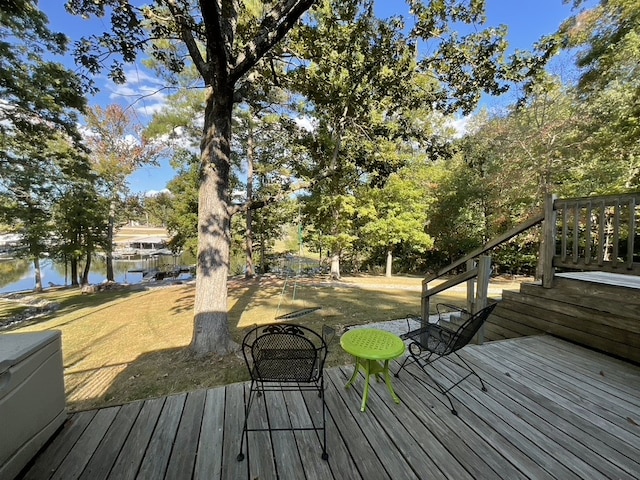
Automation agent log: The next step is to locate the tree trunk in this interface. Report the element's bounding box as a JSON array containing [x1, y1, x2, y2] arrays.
[[245, 118, 255, 279], [385, 249, 393, 277], [330, 253, 341, 280], [260, 229, 267, 274], [70, 257, 79, 286], [191, 86, 237, 356], [106, 201, 115, 281], [33, 257, 43, 292], [81, 251, 92, 285]]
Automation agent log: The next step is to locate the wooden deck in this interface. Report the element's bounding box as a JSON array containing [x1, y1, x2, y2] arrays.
[[18, 335, 640, 480]]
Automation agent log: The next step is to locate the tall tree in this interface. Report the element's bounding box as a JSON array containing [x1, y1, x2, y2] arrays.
[[553, 0, 640, 189], [357, 165, 434, 277], [67, 0, 548, 355], [83, 104, 162, 282], [67, 0, 318, 355], [0, 145, 52, 292], [1, 0, 86, 289], [290, 0, 427, 278], [0, 0, 85, 143]]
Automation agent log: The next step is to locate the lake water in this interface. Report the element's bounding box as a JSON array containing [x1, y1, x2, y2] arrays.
[[0, 254, 189, 295]]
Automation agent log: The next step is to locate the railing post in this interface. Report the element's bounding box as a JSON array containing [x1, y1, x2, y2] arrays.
[[474, 255, 491, 344], [466, 259, 476, 313], [421, 280, 430, 326], [541, 193, 557, 288]]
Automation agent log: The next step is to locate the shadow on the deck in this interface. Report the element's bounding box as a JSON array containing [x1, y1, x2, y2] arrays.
[[17, 335, 640, 480]]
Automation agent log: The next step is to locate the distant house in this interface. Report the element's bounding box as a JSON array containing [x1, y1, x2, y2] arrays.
[[113, 236, 171, 258], [0, 234, 23, 257]]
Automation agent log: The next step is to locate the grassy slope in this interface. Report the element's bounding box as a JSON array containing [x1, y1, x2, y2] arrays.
[[2, 274, 524, 411]]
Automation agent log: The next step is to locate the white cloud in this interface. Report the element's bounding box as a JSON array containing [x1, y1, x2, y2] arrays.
[[108, 84, 137, 99], [106, 71, 168, 118], [138, 102, 166, 116], [123, 69, 159, 85], [145, 188, 171, 197], [122, 134, 141, 147], [77, 124, 98, 139]]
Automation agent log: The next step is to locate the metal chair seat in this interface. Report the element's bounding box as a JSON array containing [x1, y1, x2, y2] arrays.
[[395, 302, 497, 415], [252, 347, 318, 381]]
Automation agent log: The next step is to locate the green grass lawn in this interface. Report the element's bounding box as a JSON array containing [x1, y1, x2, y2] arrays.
[[1, 274, 524, 412]]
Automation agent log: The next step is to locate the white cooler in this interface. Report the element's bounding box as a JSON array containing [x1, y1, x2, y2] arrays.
[[0, 331, 66, 480]]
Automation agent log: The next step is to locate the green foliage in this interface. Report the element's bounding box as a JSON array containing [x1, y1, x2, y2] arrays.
[[143, 191, 173, 227], [542, 0, 640, 189], [423, 156, 485, 264], [52, 177, 110, 268], [357, 164, 434, 251], [0, 0, 85, 142], [289, 1, 432, 276]]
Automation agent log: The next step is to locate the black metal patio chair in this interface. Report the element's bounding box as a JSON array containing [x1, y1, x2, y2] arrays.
[[237, 323, 334, 462], [394, 302, 497, 415]]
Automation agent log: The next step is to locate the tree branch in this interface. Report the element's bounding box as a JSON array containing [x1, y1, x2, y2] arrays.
[[166, 0, 209, 80], [231, 0, 316, 83], [228, 179, 310, 216], [198, 0, 239, 84]]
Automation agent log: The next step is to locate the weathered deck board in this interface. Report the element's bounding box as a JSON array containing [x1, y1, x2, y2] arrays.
[[460, 345, 640, 479], [164, 388, 206, 480], [484, 341, 640, 448], [17, 336, 640, 480], [79, 402, 143, 480], [22, 410, 97, 480], [437, 352, 607, 479], [49, 407, 119, 480], [193, 387, 225, 480]]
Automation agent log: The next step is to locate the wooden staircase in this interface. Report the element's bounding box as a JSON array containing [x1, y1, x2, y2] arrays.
[[484, 273, 640, 364]]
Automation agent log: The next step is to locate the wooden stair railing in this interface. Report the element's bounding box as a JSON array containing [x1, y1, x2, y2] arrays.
[[542, 192, 640, 287], [421, 192, 640, 341], [421, 213, 545, 326]]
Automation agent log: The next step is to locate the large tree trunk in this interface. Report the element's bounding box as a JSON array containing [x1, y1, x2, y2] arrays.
[[191, 87, 237, 356], [81, 250, 92, 285], [385, 249, 393, 277], [70, 257, 79, 287]]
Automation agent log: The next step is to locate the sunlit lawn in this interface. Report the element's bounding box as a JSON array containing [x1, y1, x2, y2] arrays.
[[2, 274, 524, 412]]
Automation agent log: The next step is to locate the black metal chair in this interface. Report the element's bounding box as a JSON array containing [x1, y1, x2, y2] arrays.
[[394, 302, 497, 415], [237, 323, 334, 462]]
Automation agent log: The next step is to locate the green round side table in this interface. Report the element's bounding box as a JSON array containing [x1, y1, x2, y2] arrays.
[[340, 328, 405, 412]]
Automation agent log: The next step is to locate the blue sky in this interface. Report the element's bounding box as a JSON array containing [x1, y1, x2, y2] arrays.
[[40, 1, 591, 194]]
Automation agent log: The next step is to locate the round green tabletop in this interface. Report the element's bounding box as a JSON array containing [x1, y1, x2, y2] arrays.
[[340, 328, 405, 360]]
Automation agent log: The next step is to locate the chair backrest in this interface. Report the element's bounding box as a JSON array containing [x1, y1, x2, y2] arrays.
[[241, 323, 328, 382], [448, 303, 497, 353]]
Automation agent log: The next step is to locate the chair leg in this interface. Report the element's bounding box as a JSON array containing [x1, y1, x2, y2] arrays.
[[394, 353, 414, 378], [430, 353, 487, 415], [237, 380, 257, 462], [320, 379, 328, 460], [454, 352, 487, 391], [413, 359, 459, 415]]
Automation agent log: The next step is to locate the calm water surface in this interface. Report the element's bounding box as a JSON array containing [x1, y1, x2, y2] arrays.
[[0, 255, 187, 295]]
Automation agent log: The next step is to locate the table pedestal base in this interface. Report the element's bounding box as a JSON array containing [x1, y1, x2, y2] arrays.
[[345, 357, 400, 412]]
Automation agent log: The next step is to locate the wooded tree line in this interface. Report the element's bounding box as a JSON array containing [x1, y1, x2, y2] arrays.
[[1, 0, 638, 355], [150, 0, 639, 278]]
